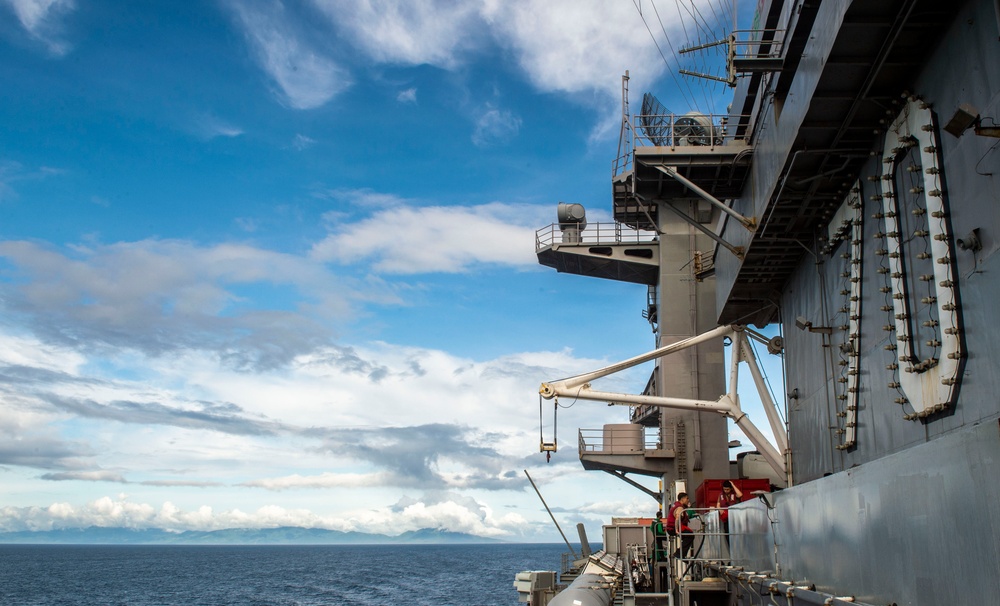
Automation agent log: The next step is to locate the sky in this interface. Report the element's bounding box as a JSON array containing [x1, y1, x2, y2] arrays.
[[0, 0, 764, 542]]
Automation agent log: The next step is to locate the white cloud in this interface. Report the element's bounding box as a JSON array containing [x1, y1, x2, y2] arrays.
[[0, 306, 646, 539], [194, 115, 244, 139], [0, 492, 528, 537], [0, 239, 405, 369], [313, 187, 408, 209], [0, 161, 66, 200], [309, 0, 482, 68], [242, 472, 393, 490], [3, 0, 75, 55], [481, 0, 670, 101], [397, 87, 417, 104], [472, 104, 521, 147], [291, 133, 316, 150], [227, 0, 351, 109], [311, 202, 546, 273]]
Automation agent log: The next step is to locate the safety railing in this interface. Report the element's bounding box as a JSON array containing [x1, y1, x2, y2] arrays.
[[613, 112, 751, 178], [731, 27, 785, 60], [667, 507, 754, 580], [535, 222, 657, 252], [578, 426, 671, 455]]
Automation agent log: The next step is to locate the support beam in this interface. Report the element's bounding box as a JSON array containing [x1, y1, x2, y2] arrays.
[[540, 325, 790, 484], [656, 197, 745, 259], [604, 470, 662, 502], [651, 164, 756, 231]]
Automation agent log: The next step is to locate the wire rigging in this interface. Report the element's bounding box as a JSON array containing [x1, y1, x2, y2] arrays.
[[669, 0, 720, 113], [632, 0, 697, 110], [701, 0, 728, 37], [649, 0, 703, 110], [749, 336, 785, 425], [649, 0, 708, 109], [634, 0, 743, 118]]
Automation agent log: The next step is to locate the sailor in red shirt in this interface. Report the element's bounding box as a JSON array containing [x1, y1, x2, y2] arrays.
[[666, 492, 694, 560], [716, 481, 743, 531]]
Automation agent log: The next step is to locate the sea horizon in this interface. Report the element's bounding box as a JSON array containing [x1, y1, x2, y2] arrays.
[[0, 543, 572, 605]]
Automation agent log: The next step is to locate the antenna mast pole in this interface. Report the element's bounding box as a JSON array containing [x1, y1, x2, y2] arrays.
[[524, 470, 578, 559]]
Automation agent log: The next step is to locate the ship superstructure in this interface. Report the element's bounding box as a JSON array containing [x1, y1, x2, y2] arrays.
[[518, 1, 1000, 605]]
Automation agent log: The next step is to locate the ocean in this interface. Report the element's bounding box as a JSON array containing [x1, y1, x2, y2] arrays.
[[0, 543, 567, 606]]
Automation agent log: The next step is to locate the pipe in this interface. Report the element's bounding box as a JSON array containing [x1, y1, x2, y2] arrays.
[[716, 566, 878, 606], [548, 574, 614, 606], [577, 523, 593, 557]]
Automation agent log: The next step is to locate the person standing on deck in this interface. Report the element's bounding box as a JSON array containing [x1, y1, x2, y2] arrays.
[[666, 493, 693, 560], [649, 510, 666, 562], [716, 480, 743, 552]]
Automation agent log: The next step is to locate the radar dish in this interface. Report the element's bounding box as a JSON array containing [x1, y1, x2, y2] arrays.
[[639, 93, 673, 146]]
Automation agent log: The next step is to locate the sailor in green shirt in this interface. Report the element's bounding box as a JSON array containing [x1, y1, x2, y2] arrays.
[[649, 510, 666, 562]]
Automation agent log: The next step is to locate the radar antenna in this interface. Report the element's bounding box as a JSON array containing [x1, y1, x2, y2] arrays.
[[639, 92, 673, 146]]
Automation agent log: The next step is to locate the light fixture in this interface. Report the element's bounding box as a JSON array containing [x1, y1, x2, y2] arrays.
[[957, 228, 982, 252], [943, 104, 979, 137], [795, 315, 833, 334], [944, 103, 1000, 138]]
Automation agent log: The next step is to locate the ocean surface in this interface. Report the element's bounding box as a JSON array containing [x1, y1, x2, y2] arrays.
[[0, 543, 567, 606]]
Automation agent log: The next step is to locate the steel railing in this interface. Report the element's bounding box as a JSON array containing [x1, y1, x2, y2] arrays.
[[668, 507, 756, 577], [535, 222, 657, 252], [613, 112, 752, 178], [578, 426, 673, 454]]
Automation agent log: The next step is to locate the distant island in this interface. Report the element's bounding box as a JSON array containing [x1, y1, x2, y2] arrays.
[[0, 526, 503, 545]]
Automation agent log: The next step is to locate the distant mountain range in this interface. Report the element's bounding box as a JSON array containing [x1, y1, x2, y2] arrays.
[[0, 526, 502, 545]]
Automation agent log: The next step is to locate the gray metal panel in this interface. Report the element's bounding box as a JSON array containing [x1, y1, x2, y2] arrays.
[[715, 0, 854, 323], [780, 0, 1000, 481], [731, 420, 1000, 605], [727, 498, 775, 574]]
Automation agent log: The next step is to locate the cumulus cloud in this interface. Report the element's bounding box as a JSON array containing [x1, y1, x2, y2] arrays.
[[383, 492, 526, 537], [0, 239, 401, 369], [311, 424, 522, 490], [310, 202, 544, 273], [0, 493, 528, 536], [0, 224, 641, 539], [305, 0, 673, 102], [309, 0, 482, 68], [480, 0, 689, 102], [225, 0, 725, 118], [3, 0, 75, 55], [0, 320, 623, 490], [227, 0, 351, 109]]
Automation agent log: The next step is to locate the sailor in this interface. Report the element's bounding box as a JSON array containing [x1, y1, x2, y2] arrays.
[[716, 480, 743, 551], [666, 493, 694, 560], [649, 510, 666, 562]]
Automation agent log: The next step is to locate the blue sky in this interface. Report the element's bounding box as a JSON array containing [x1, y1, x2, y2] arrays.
[[0, 0, 759, 541]]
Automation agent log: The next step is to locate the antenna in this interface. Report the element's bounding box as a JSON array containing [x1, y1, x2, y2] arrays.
[[524, 470, 578, 559], [639, 92, 674, 146]]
